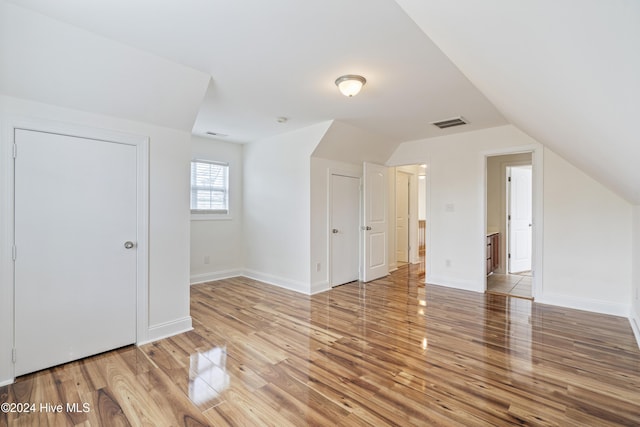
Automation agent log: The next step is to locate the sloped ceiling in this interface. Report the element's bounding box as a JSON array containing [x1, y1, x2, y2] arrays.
[[395, 0, 640, 204], [312, 120, 396, 165], [4, 0, 637, 204], [0, 1, 210, 131], [4, 0, 506, 147]]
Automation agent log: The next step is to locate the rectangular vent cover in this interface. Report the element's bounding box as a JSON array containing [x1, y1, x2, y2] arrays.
[[205, 131, 228, 137], [431, 116, 468, 129]]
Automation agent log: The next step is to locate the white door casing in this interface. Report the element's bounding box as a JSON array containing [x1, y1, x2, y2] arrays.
[[14, 129, 138, 376], [330, 174, 360, 286], [362, 162, 388, 282], [508, 165, 533, 273]]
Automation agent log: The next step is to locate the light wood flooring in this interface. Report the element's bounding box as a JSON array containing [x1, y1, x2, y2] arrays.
[[2, 265, 639, 426], [487, 273, 533, 299]]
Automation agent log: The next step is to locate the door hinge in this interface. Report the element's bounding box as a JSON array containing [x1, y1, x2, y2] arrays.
[[12, 348, 16, 363], [508, 176, 511, 182], [508, 253, 511, 259], [508, 214, 511, 221], [13, 143, 17, 158], [12, 245, 17, 261]]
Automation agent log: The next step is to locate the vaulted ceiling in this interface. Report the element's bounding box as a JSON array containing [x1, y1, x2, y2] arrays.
[[396, 0, 640, 204], [3, 0, 639, 203], [3, 0, 506, 143]]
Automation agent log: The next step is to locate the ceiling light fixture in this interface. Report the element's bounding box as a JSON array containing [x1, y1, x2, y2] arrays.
[[335, 74, 366, 97]]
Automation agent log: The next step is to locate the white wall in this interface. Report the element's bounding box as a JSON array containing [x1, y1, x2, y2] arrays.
[[418, 174, 426, 220], [310, 157, 362, 293], [388, 125, 541, 292], [632, 206, 640, 343], [0, 95, 193, 385], [190, 136, 243, 283], [541, 148, 632, 315], [243, 122, 330, 293], [387, 124, 633, 317]]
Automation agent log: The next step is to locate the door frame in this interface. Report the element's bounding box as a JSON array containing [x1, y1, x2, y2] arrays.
[[1, 117, 149, 383], [328, 169, 361, 287], [483, 147, 542, 299]]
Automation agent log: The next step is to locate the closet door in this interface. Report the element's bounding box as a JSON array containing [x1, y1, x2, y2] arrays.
[[14, 129, 137, 376]]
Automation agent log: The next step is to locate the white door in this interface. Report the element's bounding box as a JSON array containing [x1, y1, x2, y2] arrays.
[[330, 174, 360, 286], [508, 165, 532, 273], [362, 162, 388, 282], [395, 171, 410, 263], [14, 129, 138, 376]]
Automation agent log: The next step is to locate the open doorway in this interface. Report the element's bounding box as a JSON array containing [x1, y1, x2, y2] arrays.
[[390, 165, 427, 277], [485, 153, 533, 299]]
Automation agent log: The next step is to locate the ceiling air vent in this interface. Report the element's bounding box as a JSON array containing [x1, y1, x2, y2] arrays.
[[431, 116, 468, 129], [205, 131, 228, 137]]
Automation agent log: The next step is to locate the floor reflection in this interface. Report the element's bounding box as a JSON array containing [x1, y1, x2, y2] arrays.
[[484, 293, 533, 374], [188, 345, 230, 409]]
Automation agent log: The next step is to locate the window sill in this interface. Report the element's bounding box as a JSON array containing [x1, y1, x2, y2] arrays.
[[191, 214, 233, 221]]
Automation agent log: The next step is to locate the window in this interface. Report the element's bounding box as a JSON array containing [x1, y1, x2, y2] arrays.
[[190, 160, 229, 214]]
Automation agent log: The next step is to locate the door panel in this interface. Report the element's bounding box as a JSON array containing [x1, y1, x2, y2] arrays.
[[395, 172, 409, 263], [508, 166, 532, 273], [14, 129, 137, 376], [362, 162, 388, 282], [330, 174, 360, 286]]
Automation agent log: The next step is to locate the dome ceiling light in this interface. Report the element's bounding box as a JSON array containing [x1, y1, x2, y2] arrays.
[[335, 74, 366, 97]]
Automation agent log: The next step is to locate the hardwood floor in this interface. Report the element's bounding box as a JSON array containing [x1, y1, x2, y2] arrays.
[[2, 265, 639, 426]]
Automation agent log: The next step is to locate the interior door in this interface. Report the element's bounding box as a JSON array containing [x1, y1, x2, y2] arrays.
[[330, 174, 360, 286], [362, 162, 388, 282], [14, 129, 138, 376], [395, 171, 410, 263], [508, 165, 532, 273]]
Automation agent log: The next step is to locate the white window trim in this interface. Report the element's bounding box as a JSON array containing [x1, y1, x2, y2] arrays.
[[191, 213, 233, 221], [190, 159, 230, 219]]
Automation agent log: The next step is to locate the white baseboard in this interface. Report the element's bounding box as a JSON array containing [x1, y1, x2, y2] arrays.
[[138, 316, 193, 345], [426, 275, 483, 293], [192, 269, 318, 295], [0, 378, 14, 386], [242, 269, 310, 294], [630, 312, 640, 350], [0, 317, 193, 385], [190, 269, 242, 285], [310, 280, 330, 295], [536, 293, 629, 317]]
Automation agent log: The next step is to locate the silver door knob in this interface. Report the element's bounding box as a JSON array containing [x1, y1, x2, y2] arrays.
[[332, 229, 339, 234], [365, 226, 372, 231], [124, 241, 135, 249]]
